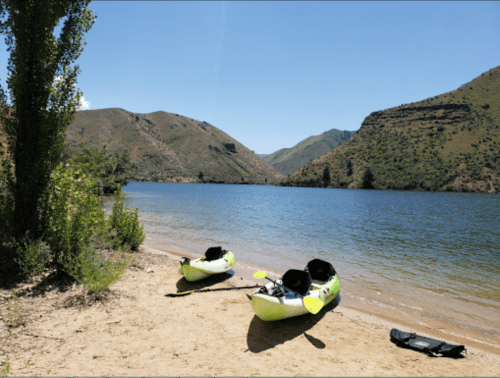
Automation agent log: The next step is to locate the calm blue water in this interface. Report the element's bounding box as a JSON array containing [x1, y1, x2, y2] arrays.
[[117, 182, 500, 309]]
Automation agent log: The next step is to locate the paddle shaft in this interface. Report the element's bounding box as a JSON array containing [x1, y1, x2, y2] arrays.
[[192, 285, 261, 293], [166, 285, 261, 297]]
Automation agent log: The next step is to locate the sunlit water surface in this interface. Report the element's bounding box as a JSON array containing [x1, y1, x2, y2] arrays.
[[111, 182, 500, 343]]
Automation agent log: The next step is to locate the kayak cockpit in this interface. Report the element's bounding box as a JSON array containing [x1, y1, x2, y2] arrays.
[[248, 259, 340, 321], [179, 246, 235, 282]]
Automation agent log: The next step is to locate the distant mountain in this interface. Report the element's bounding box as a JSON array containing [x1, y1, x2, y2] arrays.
[[66, 108, 284, 184], [257, 154, 269, 159], [264, 129, 357, 176], [282, 65, 500, 192]]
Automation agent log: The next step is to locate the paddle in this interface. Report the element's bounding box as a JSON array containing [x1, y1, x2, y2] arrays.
[[252, 270, 324, 315], [165, 285, 261, 297]]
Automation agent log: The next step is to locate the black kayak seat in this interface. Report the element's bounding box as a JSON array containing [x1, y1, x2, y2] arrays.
[[305, 259, 336, 284], [204, 246, 225, 261], [281, 269, 311, 296]]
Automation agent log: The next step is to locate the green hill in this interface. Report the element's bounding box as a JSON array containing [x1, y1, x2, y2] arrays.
[[263, 129, 356, 176], [66, 108, 284, 185], [282, 65, 500, 192]]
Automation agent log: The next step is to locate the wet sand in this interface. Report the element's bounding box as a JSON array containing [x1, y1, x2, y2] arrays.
[[145, 237, 500, 356], [1, 243, 500, 377]]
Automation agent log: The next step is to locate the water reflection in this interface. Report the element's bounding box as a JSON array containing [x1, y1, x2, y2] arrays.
[[118, 183, 500, 308]]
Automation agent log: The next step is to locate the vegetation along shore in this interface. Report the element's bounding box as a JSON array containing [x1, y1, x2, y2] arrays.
[[1, 1, 499, 376]]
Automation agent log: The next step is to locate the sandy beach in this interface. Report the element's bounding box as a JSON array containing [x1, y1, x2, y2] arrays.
[[1, 244, 500, 377]]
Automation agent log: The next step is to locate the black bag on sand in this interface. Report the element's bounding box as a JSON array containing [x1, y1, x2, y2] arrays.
[[390, 328, 466, 358]]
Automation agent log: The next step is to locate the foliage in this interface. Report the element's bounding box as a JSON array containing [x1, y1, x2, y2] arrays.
[[67, 108, 282, 185], [0, 156, 14, 245], [362, 168, 374, 189], [39, 161, 105, 264], [346, 160, 353, 176], [322, 166, 330, 187], [264, 129, 357, 176], [15, 236, 52, 276], [61, 246, 130, 297], [283, 66, 500, 192], [66, 142, 137, 195], [107, 197, 145, 251], [14, 161, 143, 295], [0, 4, 143, 298], [0, 0, 96, 240]]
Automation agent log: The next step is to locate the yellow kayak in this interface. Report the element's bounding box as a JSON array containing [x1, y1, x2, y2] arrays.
[[179, 246, 236, 282], [248, 259, 340, 321]]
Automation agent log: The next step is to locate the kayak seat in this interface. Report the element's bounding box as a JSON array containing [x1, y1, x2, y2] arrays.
[[281, 269, 311, 296], [305, 259, 336, 284], [204, 246, 225, 262]]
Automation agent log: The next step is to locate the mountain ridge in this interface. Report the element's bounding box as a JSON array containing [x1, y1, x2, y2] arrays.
[[66, 108, 284, 185], [264, 129, 356, 176], [282, 65, 500, 192]]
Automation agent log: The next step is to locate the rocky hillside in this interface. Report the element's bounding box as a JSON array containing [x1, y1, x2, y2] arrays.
[[263, 129, 356, 176], [282, 65, 500, 192], [66, 108, 284, 184]]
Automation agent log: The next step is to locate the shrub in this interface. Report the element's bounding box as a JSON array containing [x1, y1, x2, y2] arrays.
[[67, 142, 136, 195], [362, 167, 375, 189], [62, 246, 130, 297], [15, 236, 52, 276], [39, 161, 106, 264], [3, 158, 145, 296], [106, 197, 145, 251], [0, 157, 15, 245], [38, 162, 136, 295]]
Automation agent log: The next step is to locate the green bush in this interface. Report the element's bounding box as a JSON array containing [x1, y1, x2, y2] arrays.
[[67, 142, 137, 195], [0, 157, 14, 245], [61, 246, 130, 297], [39, 161, 106, 264], [4, 159, 144, 297], [106, 198, 145, 251], [15, 236, 52, 276]]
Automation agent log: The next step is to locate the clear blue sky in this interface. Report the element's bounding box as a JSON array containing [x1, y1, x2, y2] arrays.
[[1, 1, 499, 154]]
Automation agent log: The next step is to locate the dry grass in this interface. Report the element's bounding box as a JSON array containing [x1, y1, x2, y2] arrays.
[[284, 65, 500, 192], [66, 108, 284, 185]]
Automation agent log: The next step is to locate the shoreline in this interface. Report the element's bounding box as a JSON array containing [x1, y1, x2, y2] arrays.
[[118, 181, 500, 348], [140, 243, 500, 357], [2, 244, 500, 376]]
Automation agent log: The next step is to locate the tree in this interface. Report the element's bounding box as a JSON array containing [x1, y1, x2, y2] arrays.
[[0, 1, 96, 239], [362, 167, 375, 189], [346, 160, 353, 177], [322, 166, 330, 187], [67, 142, 138, 195]]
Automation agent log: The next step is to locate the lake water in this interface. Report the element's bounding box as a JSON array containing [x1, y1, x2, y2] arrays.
[[116, 182, 500, 348]]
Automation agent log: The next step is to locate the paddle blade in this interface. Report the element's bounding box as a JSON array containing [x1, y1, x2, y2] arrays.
[[165, 290, 194, 297], [253, 270, 267, 279], [303, 297, 324, 315]]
